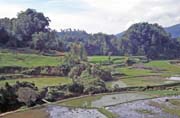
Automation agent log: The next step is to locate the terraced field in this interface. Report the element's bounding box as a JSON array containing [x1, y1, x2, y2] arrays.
[[0, 52, 64, 67], [88, 56, 180, 87], [109, 95, 180, 118], [1, 55, 180, 118], [0, 77, 72, 88]]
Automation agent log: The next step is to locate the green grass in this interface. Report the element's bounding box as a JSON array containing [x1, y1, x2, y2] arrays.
[[146, 88, 180, 97], [89, 56, 180, 88], [145, 61, 180, 76], [98, 108, 118, 118], [88, 56, 110, 63], [115, 67, 164, 86], [149, 101, 180, 116], [58, 94, 103, 108], [0, 77, 72, 88], [135, 109, 155, 115], [88, 56, 125, 64], [169, 99, 180, 106], [121, 77, 165, 86], [0, 52, 63, 67], [116, 67, 154, 77]]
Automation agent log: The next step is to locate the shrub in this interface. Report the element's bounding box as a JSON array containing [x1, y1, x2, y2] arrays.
[[68, 82, 84, 94], [16, 87, 39, 107], [68, 64, 86, 79], [45, 88, 65, 102], [84, 80, 107, 94]]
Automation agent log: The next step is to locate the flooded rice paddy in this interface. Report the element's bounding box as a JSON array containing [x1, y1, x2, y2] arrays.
[[2, 94, 180, 118], [108, 95, 180, 118]]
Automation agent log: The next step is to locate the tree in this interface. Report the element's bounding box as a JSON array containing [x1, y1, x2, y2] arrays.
[[64, 43, 87, 66], [14, 9, 50, 43], [120, 22, 179, 59], [70, 43, 87, 61], [68, 64, 86, 80], [31, 30, 62, 51], [0, 8, 51, 48], [0, 27, 10, 45]]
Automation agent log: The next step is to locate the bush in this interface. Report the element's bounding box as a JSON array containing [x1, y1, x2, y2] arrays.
[[68, 82, 84, 94], [125, 57, 137, 66], [91, 65, 113, 81], [84, 80, 107, 94], [68, 64, 86, 79], [45, 88, 65, 102]]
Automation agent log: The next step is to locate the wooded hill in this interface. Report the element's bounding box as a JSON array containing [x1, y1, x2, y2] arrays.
[[0, 8, 180, 59]]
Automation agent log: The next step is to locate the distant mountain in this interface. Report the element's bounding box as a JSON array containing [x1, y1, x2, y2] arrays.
[[116, 32, 124, 38], [116, 24, 180, 38], [165, 24, 180, 38]]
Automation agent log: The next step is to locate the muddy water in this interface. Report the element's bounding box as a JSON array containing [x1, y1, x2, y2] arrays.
[[2, 106, 107, 118], [168, 76, 180, 81], [92, 93, 150, 108], [2, 95, 180, 118], [108, 95, 180, 118], [47, 105, 107, 118]]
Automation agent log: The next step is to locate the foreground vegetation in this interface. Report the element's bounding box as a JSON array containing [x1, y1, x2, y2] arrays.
[[0, 52, 180, 117], [0, 7, 180, 118]]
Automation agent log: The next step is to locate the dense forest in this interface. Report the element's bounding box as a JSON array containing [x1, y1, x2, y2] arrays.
[[120, 23, 180, 59], [0, 8, 180, 59]]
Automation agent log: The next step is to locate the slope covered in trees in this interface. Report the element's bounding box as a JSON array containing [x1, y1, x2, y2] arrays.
[[58, 29, 119, 55], [0, 9, 63, 51], [0, 9, 179, 59], [119, 23, 180, 59]]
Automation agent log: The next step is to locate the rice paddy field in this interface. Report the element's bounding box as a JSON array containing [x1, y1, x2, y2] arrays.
[[1, 54, 180, 118], [0, 77, 72, 88], [0, 52, 64, 67], [88, 56, 180, 88], [0, 54, 180, 91]]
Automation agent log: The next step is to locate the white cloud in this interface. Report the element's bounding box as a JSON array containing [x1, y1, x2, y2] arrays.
[[0, 3, 26, 18], [0, 0, 180, 34], [47, 0, 180, 34]]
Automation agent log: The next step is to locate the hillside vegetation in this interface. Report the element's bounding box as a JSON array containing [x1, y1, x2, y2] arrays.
[[0, 8, 180, 117], [0, 9, 180, 59]]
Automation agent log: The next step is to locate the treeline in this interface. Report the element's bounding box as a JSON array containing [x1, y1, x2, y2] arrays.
[[120, 23, 180, 59], [58, 23, 180, 59], [0, 8, 180, 59], [58, 30, 118, 55], [0, 9, 63, 51]]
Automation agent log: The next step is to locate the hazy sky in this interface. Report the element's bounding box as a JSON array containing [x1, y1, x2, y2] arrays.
[[0, 0, 180, 34]]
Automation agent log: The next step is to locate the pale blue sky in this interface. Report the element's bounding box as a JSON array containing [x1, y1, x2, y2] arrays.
[[0, 0, 180, 34]]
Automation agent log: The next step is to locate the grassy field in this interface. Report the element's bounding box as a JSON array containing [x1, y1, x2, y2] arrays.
[[1, 55, 180, 118], [0, 77, 72, 88], [116, 67, 154, 77], [145, 61, 180, 76], [146, 87, 180, 97], [0, 52, 63, 67], [1, 54, 179, 88], [149, 100, 180, 117], [89, 56, 180, 87], [88, 56, 125, 64], [59, 94, 103, 108]]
